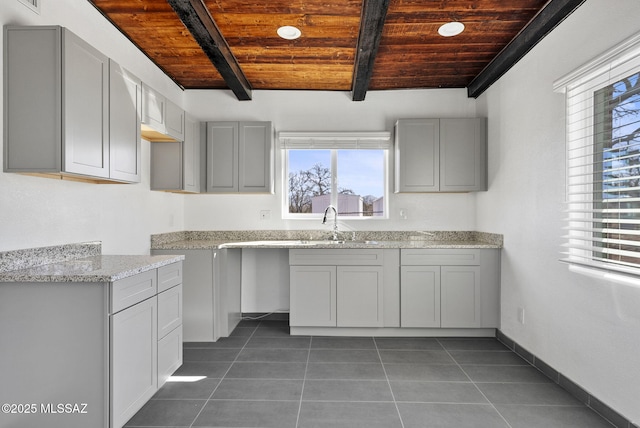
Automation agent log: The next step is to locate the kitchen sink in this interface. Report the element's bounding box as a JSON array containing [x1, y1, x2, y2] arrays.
[[221, 239, 382, 248]]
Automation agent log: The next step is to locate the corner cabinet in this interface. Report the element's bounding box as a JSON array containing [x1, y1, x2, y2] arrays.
[[395, 118, 487, 192], [0, 260, 183, 428], [205, 121, 274, 193], [150, 114, 201, 193], [3, 26, 141, 183], [400, 249, 500, 328]]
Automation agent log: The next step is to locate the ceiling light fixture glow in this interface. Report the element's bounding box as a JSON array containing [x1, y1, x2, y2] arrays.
[[277, 25, 301, 40], [438, 21, 465, 37]]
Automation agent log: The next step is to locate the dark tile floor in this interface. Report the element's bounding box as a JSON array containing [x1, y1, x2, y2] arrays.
[[124, 320, 615, 428]]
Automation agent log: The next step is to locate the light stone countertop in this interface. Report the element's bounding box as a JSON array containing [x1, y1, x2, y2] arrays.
[[0, 254, 185, 283], [150, 230, 503, 250]]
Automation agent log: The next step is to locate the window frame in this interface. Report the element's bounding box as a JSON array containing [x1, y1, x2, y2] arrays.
[[279, 132, 391, 221], [555, 31, 640, 280]]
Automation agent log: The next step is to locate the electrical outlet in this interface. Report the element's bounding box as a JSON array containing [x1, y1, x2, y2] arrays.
[[517, 307, 525, 324], [399, 208, 408, 220], [260, 210, 271, 220]]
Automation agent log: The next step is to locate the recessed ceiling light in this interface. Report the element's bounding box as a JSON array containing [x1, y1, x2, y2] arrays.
[[438, 21, 465, 37], [277, 26, 301, 40]]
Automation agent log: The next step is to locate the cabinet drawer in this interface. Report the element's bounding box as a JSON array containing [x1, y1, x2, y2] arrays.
[[401, 249, 480, 266], [289, 249, 384, 266], [158, 284, 182, 339], [111, 270, 157, 313], [158, 261, 183, 293], [158, 325, 182, 388]]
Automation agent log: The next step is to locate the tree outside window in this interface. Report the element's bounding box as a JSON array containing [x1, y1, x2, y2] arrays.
[[286, 149, 385, 217]]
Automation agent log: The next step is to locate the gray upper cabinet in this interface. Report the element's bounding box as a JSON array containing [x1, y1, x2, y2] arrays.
[[205, 121, 273, 193], [395, 118, 487, 192], [440, 118, 487, 192], [3, 26, 140, 183], [165, 100, 185, 142], [141, 84, 184, 142], [150, 114, 200, 193], [395, 119, 440, 192], [109, 60, 142, 182]]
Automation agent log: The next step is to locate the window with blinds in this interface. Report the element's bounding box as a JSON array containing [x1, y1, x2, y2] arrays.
[[556, 33, 640, 277]]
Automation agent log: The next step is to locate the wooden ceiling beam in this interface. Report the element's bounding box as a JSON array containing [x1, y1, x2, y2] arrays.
[[351, 0, 390, 101], [166, 0, 252, 100], [467, 0, 586, 98]]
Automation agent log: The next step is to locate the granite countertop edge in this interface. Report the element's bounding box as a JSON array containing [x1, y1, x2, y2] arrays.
[[151, 238, 502, 250], [0, 254, 185, 283]]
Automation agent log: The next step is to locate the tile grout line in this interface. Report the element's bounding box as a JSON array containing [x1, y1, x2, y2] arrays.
[[187, 322, 260, 428], [435, 338, 516, 428], [295, 335, 312, 428], [373, 337, 407, 428]]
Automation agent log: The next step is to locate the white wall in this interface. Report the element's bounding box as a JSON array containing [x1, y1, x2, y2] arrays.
[[185, 88, 479, 232], [0, 0, 186, 254], [476, 0, 640, 423]]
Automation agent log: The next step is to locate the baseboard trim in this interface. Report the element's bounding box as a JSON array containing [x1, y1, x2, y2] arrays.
[[496, 330, 637, 428], [241, 312, 290, 321]]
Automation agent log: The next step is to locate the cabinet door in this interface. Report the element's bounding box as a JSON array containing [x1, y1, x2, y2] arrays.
[[441, 266, 481, 328], [63, 29, 109, 178], [142, 83, 165, 133], [439, 118, 487, 192], [165, 99, 185, 141], [4, 26, 62, 172], [183, 114, 201, 193], [150, 142, 182, 190], [158, 284, 183, 338], [400, 266, 440, 327], [395, 119, 439, 192], [158, 325, 182, 388], [290, 266, 336, 327], [337, 266, 384, 327], [109, 60, 141, 182], [239, 121, 272, 193], [111, 297, 158, 428], [206, 122, 239, 192]]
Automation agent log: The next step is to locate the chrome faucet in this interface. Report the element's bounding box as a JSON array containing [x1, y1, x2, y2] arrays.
[[322, 205, 339, 241]]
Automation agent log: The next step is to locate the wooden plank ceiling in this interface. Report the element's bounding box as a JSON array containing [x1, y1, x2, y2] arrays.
[[88, 0, 585, 101]]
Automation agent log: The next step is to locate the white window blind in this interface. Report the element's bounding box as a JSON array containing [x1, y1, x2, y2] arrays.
[[278, 131, 392, 150], [555, 32, 640, 277]]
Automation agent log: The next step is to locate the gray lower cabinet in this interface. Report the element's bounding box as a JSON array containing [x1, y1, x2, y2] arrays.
[[150, 114, 201, 193], [205, 121, 273, 193], [110, 291, 158, 428], [395, 118, 487, 192], [0, 261, 183, 428], [400, 249, 500, 328], [290, 265, 337, 327], [111, 262, 183, 428], [152, 249, 242, 342], [289, 249, 385, 328], [3, 26, 141, 183], [400, 265, 441, 327]]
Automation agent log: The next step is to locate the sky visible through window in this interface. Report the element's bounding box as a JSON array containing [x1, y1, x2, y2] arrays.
[[288, 149, 384, 198]]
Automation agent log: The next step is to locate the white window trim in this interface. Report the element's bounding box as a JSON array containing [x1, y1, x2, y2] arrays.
[[279, 131, 391, 220], [555, 31, 640, 282]]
